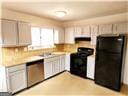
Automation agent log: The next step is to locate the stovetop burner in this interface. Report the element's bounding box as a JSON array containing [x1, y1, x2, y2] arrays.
[[77, 47, 94, 56]]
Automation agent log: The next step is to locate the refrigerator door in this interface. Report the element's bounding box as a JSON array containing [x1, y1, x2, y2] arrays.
[[95, 35, 125, 91], [97, 36, 124, 53], [95, 51, 122, 91]]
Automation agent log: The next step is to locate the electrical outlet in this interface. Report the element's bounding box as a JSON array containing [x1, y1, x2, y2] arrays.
[[15, 48, 18, 52]]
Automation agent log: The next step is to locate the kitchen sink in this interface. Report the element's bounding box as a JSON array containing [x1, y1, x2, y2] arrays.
[[39, 52, 55, 57]]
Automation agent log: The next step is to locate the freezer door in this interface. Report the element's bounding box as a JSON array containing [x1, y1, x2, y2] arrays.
[[97, 36, 124, 53]]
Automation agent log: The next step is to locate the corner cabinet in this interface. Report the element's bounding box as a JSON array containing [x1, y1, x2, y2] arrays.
[[0, 19, 32, 47], [65, 27, 75, 44]]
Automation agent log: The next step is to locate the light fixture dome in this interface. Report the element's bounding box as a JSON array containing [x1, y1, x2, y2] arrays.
[[55, 11, 67, 18]]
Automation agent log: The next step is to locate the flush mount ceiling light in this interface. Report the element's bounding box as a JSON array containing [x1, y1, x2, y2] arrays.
[[55, 11, 67, 18]]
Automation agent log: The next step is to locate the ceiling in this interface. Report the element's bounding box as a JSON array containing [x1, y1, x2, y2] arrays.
[[2, 1, 128, 22]]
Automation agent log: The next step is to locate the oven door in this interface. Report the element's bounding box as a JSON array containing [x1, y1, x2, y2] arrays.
[[70, 53, 87, 78]]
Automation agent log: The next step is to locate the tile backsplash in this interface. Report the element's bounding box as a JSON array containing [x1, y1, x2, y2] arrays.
[[1, 41, 95, 65], [64, 41, 95, 53], [2, 47, 56, 63]]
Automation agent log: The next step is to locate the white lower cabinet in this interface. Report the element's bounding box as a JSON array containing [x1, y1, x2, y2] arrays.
[[44, 61, 53, 79], [65, 53, 70, 71], [44, 55, 65, 79], [6, 64, 27, 94], [60, 55, 65, 72], [87, 56, 95, 80]]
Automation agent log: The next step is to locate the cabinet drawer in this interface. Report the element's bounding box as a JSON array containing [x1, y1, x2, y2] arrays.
[[7, 69, 27, 93], [7, 64, 26, 73]]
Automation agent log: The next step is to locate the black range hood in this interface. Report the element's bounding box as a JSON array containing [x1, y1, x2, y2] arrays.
[[75, 37, 91, 42]]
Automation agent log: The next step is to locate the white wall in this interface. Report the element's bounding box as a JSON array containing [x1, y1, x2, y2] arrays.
[[1, 8, 63, 28], [122, 37, 128, 85], [63, 12, 128, 27]]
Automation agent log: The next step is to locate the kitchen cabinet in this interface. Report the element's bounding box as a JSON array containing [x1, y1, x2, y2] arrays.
[[87, 56, 95, 80], [6, 64, 27, 93], [65, 27, 75, 44], [113, 22, 128, 34], [82, 25, 91, 37], [1, 19, 18, 46], [65, 53, 70, 71], [52, 57, 60, 75], [74, 27, 82, 37], [59, 55, 65, 72], [99, 24, 113, 35], [44, 55, 65, 79], [0, 19, 31, 47], [18, 22, 32, 45], [90, 25, 98, 45], [74, 26, 91, 37], [44, 59, 53, 79], [54, 28, 65, 44]]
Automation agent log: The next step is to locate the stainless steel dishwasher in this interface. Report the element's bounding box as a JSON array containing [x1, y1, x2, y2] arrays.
[[27, 59, 44, 87]]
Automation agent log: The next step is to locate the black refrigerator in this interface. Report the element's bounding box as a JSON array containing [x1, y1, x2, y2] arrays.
[[95, 35, 126, 91]]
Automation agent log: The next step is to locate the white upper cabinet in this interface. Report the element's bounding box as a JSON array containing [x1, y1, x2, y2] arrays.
[[113, 22, 128, 34], [74, 27, 82, 37], [54, 28, 65, 44], [90, 25, 98, 45], [74, 26, 91, 37], [1, 19, 18, 46], [82, 25, 91, 37], [18, 22, 32, 45], [99, 24, 113, 35], [0, 19, 31, 47], [65, 27, 75, 44]]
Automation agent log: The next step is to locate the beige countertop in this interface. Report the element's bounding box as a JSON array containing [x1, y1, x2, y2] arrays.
[[3, 51, 73, 67]]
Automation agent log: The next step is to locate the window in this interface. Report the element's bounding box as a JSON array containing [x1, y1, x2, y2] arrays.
[[29, 27, 54, 50], [41, 28, 54, 48]]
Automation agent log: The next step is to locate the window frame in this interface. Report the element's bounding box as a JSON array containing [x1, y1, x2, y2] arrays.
[[28, 26, 55, 50]]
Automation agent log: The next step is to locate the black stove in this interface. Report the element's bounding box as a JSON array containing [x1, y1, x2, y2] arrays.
[[70, 47, 94, 78]]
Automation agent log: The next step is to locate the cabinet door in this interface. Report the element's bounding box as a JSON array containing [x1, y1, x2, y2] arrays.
[[99, 24, 113, 35], [91, 25, 98, 45], [113, 22, 128, 34], [53, 58, 60, 74], [65, 53, 70, 71], [54, 28, 64, 44], [18, 22, 32, 45], [87, 56, 95, 79], [61, 55, 65, 71], [2, 20, 17, 46], [74, 27, 82, 37], [82, 26, 91, 37], [65, 27, 75, 44], [8, 70, 27, 93], [44, 62, 52, 79], [54, 60, 58, 75]]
